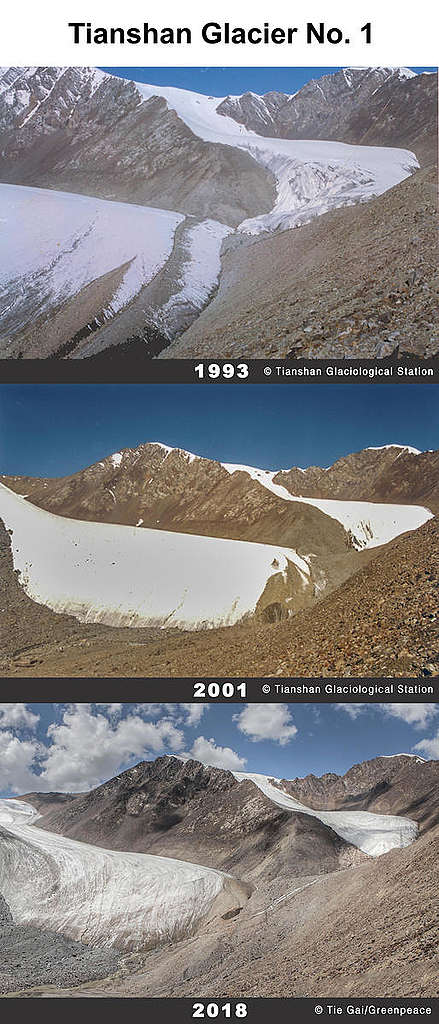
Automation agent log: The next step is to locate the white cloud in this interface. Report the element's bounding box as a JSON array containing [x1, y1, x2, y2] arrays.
[[0, 730, 41, 793], [380, 704, 437, 729], [183, 736, 247, 771], [180, 704, 209, 726], [233, 704, 297, 746], [413, 732, 439, 759], [36, 704, 185, 792], [334, 703, 438, 730], [335, 703, 367, 719], [0, 704, 40, 731]]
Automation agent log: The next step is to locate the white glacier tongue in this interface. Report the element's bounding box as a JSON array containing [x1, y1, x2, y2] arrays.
[[135, 80, 419, 235], [221, 462, 433, 550], [151, 218, 232, 338], [0, 799, 227, 950], [0, 483, 310, 630], [233, 772, 418, 857]]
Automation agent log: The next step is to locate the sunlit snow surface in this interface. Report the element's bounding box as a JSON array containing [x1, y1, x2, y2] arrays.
[[0, 484, 310, 629], [136, 81, 419, 234], [233, 772, 418, 856], [0, 183, 183, 336], [0, 799, 226, 950], [221, 462, 433, 549]]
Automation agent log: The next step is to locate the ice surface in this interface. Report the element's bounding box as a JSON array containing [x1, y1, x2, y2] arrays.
[[0, 799, 226, 950], [233, 772, 418, 857], [380, 753, 427, 761], [0, 483, 310, 630], [222, 461, 432, 549]]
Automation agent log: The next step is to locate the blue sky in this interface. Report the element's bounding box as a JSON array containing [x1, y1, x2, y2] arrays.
[[102, 67, 436, 96], [0, 384, 438, 478], [0, 702, 437, 797]]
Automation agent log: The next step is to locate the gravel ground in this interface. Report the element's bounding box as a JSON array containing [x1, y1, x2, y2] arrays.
[[0, 889, 121, 995]]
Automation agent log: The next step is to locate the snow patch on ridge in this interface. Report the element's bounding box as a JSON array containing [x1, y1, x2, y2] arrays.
[[233, 771, 418, 857], [0, 483, 310, 630], [365, 444, 422, 455]]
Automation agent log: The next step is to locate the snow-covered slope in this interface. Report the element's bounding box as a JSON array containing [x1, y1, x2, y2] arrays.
[[222, 462, 433, 549], [0, 483, 310, 629], [136, 80, 419, 234], [0, 183, 183, 334], [233, 772, 418, 856], [0, 799, 231, 950]]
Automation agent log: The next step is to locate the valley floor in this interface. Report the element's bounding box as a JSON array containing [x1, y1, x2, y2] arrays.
[[5, 824, 438, 999]]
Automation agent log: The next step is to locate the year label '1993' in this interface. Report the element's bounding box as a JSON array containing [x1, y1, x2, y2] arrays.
[[194, 363, 249, 379]]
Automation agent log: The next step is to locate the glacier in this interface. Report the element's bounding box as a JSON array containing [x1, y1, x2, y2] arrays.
[[232, 771, 418, 856], [0, 798, 231, 950], [0, 483, 310, 630], [136, 80, 419, 234], [221, 462, 433, 549], [0, 183, 183, 337]]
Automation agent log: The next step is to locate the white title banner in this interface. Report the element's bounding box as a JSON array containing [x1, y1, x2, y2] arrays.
[[0, 0, 438, 66]]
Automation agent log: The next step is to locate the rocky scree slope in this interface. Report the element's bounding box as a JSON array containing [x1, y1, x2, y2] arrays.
[[0, 883, 121, 996], [135, 821, 438, 1000], [168, 166, 438, 360]]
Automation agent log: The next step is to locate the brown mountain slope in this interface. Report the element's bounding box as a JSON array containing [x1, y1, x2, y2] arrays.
[[275, 446, 439, 513], [165, 166, 438, 359], [4, 442, 438, 519], [26, 757, 362, 880], [279, 755, 439, 833], [0, 69, 273, 227]]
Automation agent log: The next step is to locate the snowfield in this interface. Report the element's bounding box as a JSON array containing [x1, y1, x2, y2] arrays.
[[0, 799, 229, 950], [233, 772, 418, 856], [0, 483, 310, 630], [136, 80, 419, 234], [222, 462, 433, 549], [0, 183, 183, 337]]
